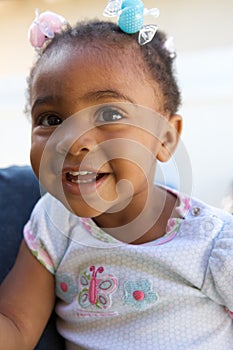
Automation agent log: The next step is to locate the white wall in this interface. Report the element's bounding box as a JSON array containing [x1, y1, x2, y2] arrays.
[[0, 76, 31, 166], [177, 47, 233, 206]]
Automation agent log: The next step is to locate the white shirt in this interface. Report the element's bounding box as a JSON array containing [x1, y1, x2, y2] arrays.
[[24, 190, 233, 349]]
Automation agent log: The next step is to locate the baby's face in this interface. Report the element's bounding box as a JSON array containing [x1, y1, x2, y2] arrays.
[[30, 44, 177, 217]]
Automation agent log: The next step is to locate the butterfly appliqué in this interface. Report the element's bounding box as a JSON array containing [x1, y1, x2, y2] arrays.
[[78, 266, 118, 310]]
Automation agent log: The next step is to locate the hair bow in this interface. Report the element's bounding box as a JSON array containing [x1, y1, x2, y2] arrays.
[[103, 0, 159, 45], [28, 9, 67, 49]]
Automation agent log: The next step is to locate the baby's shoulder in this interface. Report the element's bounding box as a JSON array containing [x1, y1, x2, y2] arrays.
[[188, 196, 232, 221], [182, 195, 233, 238], [30, 193, 83, 236]]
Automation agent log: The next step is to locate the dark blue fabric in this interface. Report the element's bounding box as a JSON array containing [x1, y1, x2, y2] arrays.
[[0, 166, 65, 350]]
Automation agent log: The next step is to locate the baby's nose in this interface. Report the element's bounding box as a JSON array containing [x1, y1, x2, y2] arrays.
[[55, 124, 98, 157]]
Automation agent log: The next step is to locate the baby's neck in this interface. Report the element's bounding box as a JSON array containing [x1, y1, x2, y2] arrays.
[[131, 187, 178, 244], [93, 186, 179, 244]]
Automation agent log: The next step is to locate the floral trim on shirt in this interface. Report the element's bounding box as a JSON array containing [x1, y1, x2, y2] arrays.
[[150, 187, 191, 246], [175, 193, 192, 218], [24, 221, 55, 274], [81, 217, 120, 243], [226, 307, 233, 319]]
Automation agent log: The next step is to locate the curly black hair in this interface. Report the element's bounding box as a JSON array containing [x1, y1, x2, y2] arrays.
[[26, 20, 181, 116]]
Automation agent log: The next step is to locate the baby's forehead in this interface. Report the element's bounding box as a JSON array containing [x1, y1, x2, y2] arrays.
[[48, 39, 144, 66], [36, 41, 151, 86], [30, 41, 163, 115]]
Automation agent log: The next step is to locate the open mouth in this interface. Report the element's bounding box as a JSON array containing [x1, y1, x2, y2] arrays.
[[65, 170, 106, 184]]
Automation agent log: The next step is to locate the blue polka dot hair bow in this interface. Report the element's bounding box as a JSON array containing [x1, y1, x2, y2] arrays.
[[103, 0, 160, 45]]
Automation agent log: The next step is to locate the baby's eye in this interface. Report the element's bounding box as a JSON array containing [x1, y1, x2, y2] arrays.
[[37, 113, 63, 126], [97, 108, 124, 123]]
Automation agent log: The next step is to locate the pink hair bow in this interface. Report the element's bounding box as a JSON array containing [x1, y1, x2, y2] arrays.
[[28, 9, 67, 49]]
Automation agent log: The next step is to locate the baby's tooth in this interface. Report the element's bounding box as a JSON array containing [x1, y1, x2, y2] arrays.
[[71, 178, 94, 184], [69, 171, 93, 176], [79, 170, 89, 176]]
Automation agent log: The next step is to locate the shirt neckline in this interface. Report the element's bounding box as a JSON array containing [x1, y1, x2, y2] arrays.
[[80, 186, 191, 246]]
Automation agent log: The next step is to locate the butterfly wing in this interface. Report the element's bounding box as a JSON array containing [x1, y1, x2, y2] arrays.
[[96, 275, 118, 309], [78, 289, 90, 308], [78, 272, 91, 308]]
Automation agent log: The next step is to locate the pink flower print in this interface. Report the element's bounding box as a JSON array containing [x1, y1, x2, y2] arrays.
[[56, 274, 78, 303], [182, 197, 191, 211], [24, 223, 54, 273], [166, 218, 177, 234], [124, 279, 158, 310], [176, 195, 191, 217], [35, 249, 54, 274], [24, 223, 38, 250], [226, 307, 233, 319]]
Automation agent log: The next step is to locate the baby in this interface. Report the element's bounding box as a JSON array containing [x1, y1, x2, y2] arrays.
[[0, 1, 232, 349]]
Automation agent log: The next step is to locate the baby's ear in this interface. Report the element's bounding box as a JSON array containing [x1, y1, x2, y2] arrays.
[[157, 114, 182, 162]]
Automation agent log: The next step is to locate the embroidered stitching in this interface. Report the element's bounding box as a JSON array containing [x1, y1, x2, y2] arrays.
[[56, 274, 78, 303], [124, 279, 158, 309], [78, 266, 118, 310]]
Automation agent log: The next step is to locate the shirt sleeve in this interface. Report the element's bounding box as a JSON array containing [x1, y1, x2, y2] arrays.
[[202, 216, 233, 314], [23, 193, 71, 274]]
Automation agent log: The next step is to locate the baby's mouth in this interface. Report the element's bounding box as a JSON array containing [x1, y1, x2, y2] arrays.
[[66, 170, 105, 184]]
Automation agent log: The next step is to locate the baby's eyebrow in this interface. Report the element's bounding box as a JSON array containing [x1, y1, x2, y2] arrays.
[[31, 90, 135, 114], [31, 95, 60, 113], [81, 89, 135, 104]]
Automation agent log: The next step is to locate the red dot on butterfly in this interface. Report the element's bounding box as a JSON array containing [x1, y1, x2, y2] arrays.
[[133, 290, 145, 301], [60, 282, 68, 292]]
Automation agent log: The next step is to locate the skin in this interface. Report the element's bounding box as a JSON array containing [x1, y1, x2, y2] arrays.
[[0, 42, 182, 348]]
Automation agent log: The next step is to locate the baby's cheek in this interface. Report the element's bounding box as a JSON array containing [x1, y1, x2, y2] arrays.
[[30, 140, 45, 179]]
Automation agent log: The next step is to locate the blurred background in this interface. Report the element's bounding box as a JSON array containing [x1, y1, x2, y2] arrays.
[[0, 0, 233, 209]]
